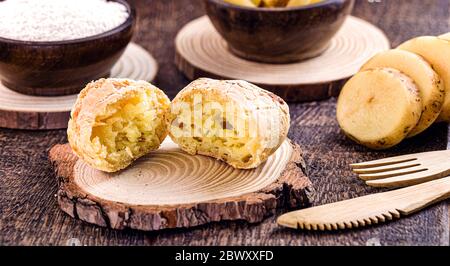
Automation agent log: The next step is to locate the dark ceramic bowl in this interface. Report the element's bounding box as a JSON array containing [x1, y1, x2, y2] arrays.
[[204, 0, 354, 64], [0, 0, 135, 96]]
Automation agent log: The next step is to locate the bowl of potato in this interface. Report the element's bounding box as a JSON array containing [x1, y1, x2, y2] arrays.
[[204, 0, 354, 63]]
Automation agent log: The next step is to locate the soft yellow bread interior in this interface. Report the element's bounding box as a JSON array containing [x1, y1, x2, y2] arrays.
[[170, 96, 261, 168], [91, 91, 167, 168]]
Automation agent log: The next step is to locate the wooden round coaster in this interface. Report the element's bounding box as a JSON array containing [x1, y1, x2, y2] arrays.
[[175, 16, 390, 102], [0, 43, 158, 130], [49, 138, 312, 231]]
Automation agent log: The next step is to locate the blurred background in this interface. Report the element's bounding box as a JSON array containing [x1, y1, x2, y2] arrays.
[[128, 0, 449, 98]]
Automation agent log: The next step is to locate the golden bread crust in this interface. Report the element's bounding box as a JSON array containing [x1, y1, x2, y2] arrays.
[[68, 78, 170, 172], [167, 78, 290, 169]]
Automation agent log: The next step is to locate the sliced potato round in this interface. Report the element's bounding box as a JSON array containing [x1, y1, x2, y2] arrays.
[[361, 49, 444, 137], [398, 36, 450, 122], [337, 68, 422, 150]]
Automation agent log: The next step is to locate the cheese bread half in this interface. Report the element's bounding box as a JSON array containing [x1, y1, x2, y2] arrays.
[[68, 78, 170, 172], [167, 78, 290, 169]]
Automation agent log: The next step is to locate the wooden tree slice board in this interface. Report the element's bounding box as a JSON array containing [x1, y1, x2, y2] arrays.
[[175, 16, 390, 102], [49, 138, 312, 231], [0, 43, 158, 130]]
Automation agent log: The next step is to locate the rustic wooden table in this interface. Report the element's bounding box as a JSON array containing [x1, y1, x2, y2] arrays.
[[0, 0, 449, 246]]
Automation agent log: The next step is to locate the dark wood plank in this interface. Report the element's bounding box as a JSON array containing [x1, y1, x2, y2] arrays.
[[0, 0, 449, 245]]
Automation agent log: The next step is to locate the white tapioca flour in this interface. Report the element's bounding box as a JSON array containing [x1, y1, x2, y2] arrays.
[[0, 0, 129, 42]]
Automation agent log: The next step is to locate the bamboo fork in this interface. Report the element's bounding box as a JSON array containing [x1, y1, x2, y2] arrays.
[[351, 150, 450, 188], [277, 150, 450, 231]]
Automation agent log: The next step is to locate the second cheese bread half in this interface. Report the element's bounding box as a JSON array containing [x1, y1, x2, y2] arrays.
[[166, 78, 290, 169]]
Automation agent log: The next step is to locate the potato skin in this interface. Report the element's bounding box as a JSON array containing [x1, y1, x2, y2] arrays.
[[361, 49, 444, 137], [398, 36, 450, 122], [337, 68, 422, 150]]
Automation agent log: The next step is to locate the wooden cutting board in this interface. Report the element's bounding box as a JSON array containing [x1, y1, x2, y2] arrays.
[[175, 16, 390, 102], [49, 138, 312, 231]]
